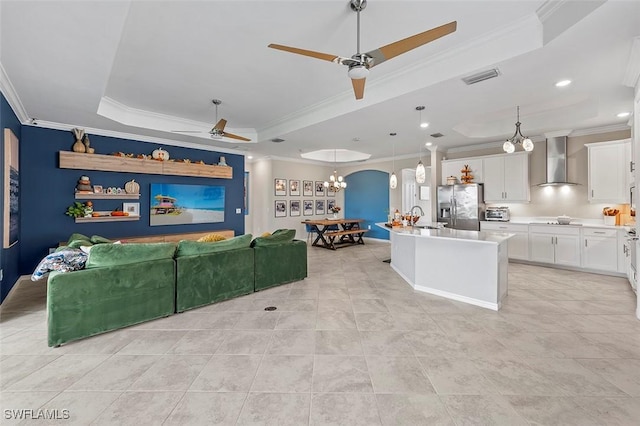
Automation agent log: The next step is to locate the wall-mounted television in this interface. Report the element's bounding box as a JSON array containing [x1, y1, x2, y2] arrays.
[[150, 183, 225, 226]]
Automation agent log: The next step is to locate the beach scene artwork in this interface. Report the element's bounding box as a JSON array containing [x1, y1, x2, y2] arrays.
[[150, 183, 225, 226]]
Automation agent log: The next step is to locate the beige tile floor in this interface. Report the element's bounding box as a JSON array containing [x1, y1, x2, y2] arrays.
[[1, 239, 640, 425]]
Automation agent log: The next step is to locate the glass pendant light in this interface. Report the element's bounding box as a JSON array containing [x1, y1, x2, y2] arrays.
[[415, 106, 426, 184], [389, 132, 397, 189]]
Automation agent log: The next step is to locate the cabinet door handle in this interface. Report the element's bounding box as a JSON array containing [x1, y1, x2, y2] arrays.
[[593, 231, 606, 234], [585, 239, 588, 247], [551, 236, 554, 245], [591, 189, 594, 197], [631, 161, 635, 173]]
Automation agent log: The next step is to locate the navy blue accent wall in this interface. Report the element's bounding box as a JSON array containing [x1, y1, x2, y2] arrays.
[[19, 126, 245, 275], [344, 170, 389, 240], [1, 93, 22, 303]]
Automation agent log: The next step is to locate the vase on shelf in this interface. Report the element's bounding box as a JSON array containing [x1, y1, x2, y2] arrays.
[[332, 213, 338, 219]]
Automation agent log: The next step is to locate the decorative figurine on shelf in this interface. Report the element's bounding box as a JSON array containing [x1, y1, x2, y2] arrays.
[[152, 148, 170, 161], [460, 165, 474, 184], [83, 134, 95, 154], [84, 201, 93, 217], [75, 175, 93, 193], [124, 179, 140, 194], [71, 128, 86, 153], [218, 156, 227, 166]]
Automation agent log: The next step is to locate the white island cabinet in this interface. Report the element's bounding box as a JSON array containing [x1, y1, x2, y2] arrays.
[[379, 224, 513, 311]]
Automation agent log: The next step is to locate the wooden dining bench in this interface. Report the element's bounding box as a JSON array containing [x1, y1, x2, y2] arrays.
[[324, 229, 368, 249]]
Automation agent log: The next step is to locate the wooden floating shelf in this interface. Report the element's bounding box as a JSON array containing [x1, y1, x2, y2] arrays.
[[75, 193, 141, 200], [59, 151, 233, 179], [75, 214, 140, 223]]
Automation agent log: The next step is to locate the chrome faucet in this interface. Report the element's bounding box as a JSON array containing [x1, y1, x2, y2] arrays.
[[410, 205, 425, 222]]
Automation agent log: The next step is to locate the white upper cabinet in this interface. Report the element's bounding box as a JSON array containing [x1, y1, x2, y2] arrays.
[[441, 159, 483, 185], [482, 152, 530, 203], [586, 139, 631, 203]]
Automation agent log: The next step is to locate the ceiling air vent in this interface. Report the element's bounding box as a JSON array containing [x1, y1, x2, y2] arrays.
[[430, 133, 444, 138], [270, 138, 285, 143], [461, 68, 500, 85]]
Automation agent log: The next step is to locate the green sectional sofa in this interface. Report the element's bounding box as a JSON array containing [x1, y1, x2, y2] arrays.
[[252, 229, 308, 291], [47, 242, 177, 347], [175, 234, 255, 312], [45, 230, 307, 346]]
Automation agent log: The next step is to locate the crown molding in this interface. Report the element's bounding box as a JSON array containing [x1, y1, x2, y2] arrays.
[[0, 61, 30, 123], [569, 123, 631, 137], [536, 0, 565, 23], [26, 120, 247, 156], [623, 37, 640, 88]]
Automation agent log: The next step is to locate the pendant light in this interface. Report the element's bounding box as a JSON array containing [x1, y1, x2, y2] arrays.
[[324, 149, 347, 192], [415, 106, 426, 184], [503, 106, 533, 153], [389, 132, 397, 189]]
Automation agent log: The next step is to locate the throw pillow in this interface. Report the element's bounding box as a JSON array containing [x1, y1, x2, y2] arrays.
[[197, 233, 227, 243], [251, 229, 296, 247], [177, 234, 252, 256], [31, 249, 88, 281], [90, 235, 114, 244], [261, 232, 272, 237]]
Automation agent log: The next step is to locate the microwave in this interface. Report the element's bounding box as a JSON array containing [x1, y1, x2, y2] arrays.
[[485, 207, 510, 222]]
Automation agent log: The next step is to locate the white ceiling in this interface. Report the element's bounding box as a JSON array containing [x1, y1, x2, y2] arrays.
[[1, 0, 638, 163]]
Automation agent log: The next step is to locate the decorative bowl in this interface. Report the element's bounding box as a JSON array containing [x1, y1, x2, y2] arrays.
[[557, 215, 571, 225]]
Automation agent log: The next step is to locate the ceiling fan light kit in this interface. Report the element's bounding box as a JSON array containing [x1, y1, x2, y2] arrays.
[[268, 0, 457, 100]]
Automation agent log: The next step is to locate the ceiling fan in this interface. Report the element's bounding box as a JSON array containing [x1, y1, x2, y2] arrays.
[[172, 99, 251, 142], [268, 0, 457, 100]]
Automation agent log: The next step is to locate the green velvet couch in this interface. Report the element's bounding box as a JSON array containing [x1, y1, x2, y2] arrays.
[[251, 229, 308, 291], [47, 241, 177, 347], [175, 234, 255, 312]]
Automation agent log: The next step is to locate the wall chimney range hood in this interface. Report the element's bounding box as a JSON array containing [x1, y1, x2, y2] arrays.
[[537, 136, 578, 186]]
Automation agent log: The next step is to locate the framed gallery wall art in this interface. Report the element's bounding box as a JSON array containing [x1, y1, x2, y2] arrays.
[[315, 181, 325, 197], [274, 178, 286, 196], [289, 179, 300, 196], [315, 199, 325, 215], [4, 129, 19, 248], [303, 200, 313, 216], [303, 180, 313, 197], [327, 184, 336, 197], [290, 200, 301, 216], [275, 200, 286, 217]]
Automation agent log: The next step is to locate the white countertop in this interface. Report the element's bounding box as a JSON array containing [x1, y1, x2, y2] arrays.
[[376, 223, 514, 244], [484, 217, 634, 231]]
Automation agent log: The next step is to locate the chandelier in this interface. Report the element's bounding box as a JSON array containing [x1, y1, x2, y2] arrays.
[[503, 106, 534, 153], [324, 149, 347, 192]]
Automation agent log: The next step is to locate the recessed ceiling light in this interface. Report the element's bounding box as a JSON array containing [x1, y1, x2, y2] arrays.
[[617, 112, 630, 118], [425, 142, 433, 147], [247, 155, 253, 159], [420, 122, 429, 128], [555, 79, 572, 87]]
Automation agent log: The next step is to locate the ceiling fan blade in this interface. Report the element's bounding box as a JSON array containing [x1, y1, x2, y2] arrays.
[[366, 21, 457, 68], [351, 78, 366, 100], [268, 43, 341, 63], [171, 130, 206, 133], [213, 119, 227, 131], [222, 131, 251, 142]]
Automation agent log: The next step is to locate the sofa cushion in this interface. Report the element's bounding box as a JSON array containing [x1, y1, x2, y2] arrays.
[[176, 234, 252, 257], [66, 233, 93, 249], [85, 242, 176, 269], [251, 229, 296, 247], [90, 235, 114, 244]]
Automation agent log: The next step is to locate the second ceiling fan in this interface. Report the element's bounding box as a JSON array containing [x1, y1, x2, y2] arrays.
[[268, 0, 457, 100]]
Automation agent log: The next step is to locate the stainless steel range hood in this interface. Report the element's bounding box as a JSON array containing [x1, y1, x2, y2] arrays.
[[537, 136, 578, 186]]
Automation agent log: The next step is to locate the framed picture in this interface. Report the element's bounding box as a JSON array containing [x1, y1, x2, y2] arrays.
[[327, 199, 336, 212], [303, 180, 313, 197], [274, 178, 286, 196], [289, 179, 300, 196], [275, 200, 287, 217], [315, 181, 325, 197], [303, 200, 314, 216], [290, 200, 301, 216], [327, 184, 336, 197], [123, 202, 140, 216], [4, 129, 19, 248], [93, 185, 103, 194], [315, 199, 325, 215], [150, 183, 225, 226]]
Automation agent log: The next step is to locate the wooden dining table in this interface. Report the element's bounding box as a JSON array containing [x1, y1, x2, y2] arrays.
[[303, 218, 368, 250]]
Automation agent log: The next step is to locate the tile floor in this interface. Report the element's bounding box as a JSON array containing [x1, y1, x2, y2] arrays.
[[1, 240, 640, 425]]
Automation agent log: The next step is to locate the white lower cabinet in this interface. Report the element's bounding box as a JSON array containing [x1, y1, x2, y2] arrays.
[[481, 222, 529, 260], [529, 225, 581, 267], [581, 228, 619, 272]]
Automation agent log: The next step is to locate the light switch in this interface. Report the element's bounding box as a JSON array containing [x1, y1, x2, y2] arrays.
[[236, 208, 242, 214]]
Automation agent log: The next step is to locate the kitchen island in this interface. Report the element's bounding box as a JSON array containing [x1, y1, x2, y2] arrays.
[[378, 224, 514, 311]]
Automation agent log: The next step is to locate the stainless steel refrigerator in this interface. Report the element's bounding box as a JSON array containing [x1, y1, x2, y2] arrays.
[[437, 183, 485, 231]]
